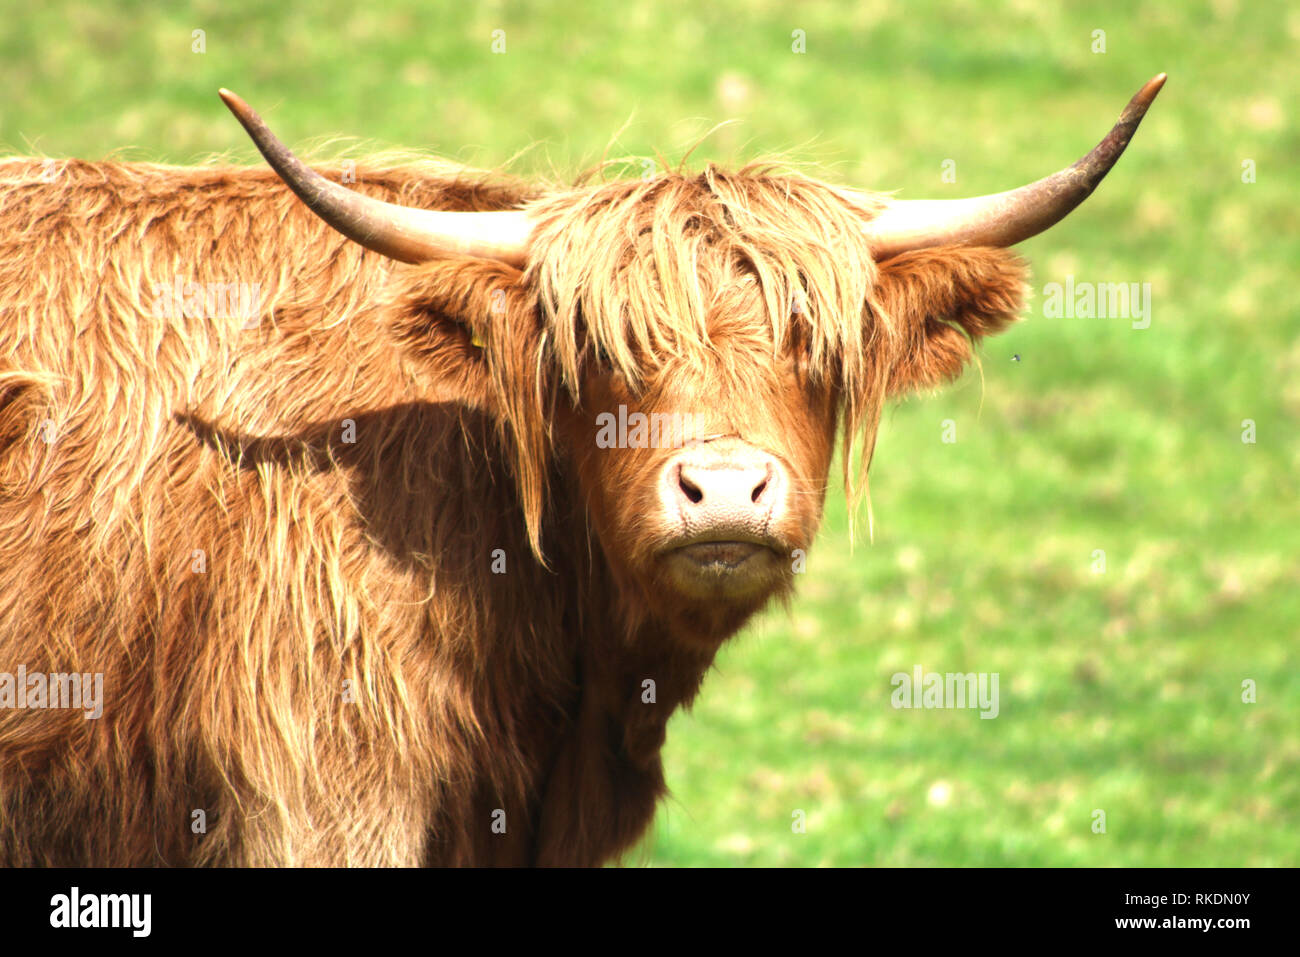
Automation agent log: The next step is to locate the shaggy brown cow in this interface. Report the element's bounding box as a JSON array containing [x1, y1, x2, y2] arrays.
[[0, 76, 1163, 865]]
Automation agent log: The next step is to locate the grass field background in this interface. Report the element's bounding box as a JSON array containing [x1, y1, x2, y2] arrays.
[[3, 1, 1296, 865]]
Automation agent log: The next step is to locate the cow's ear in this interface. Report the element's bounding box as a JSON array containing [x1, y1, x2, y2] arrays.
[[387, 257, 552, 555], [871, 246, 1028, 396], [387, 258, 538, 416]]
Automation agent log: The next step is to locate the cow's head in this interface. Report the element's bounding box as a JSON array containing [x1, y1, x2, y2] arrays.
[[221, 75, 1163, 644]]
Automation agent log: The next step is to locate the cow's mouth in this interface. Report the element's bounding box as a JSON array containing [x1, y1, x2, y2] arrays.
[[675, 540, 770, 568], [659, 534, 786, 599]]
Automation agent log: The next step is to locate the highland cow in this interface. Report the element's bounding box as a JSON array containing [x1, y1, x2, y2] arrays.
[[0, 76, 1163, 865]]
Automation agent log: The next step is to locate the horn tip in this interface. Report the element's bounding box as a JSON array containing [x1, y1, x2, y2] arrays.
[[1137, 73, 1168, 106], [217, 88, 252, 118]]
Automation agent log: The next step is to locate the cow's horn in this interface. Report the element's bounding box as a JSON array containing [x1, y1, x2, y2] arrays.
[[218, 89, 532, 266], [859, 74, 1166, 259]]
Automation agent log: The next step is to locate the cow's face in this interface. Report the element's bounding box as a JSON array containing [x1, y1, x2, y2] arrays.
[[389, 173, 1027, 643], [556, 272, 839, 637]]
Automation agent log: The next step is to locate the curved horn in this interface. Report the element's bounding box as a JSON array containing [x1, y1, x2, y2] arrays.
[[218, 89, 532, 266], [860, 73, 1166, 259]]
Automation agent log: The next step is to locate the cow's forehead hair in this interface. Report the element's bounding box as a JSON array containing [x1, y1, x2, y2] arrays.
[[523, 163, 896, 399]]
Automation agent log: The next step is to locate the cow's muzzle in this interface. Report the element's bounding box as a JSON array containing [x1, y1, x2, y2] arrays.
[[657, 439, 790, 598]]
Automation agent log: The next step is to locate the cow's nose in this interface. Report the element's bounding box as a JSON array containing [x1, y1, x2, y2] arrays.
[[674, 461, 774, 510], [663, 444, 785, 532]]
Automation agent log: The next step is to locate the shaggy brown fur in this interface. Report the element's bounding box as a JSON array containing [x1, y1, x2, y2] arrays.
[[0, 152, 1025, 865]]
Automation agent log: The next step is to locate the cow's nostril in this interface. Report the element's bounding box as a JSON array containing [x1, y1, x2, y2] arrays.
[[677, 467, 704, 505], [751, 476, 768, 504]]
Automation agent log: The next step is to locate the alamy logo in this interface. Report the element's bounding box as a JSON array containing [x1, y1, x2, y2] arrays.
[[1042, 275, 1152, 329], [49, 887, 151, 937], [0, 666, 103, 719], [595, 404, 703, 449], [890, 666, 999, 719], [151, 275, 264, 326]]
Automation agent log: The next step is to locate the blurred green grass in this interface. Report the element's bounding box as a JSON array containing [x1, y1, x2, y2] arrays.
[[3, 0, 1296, 866]]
